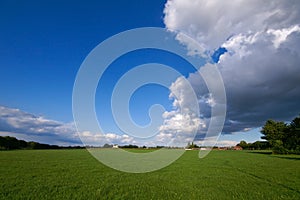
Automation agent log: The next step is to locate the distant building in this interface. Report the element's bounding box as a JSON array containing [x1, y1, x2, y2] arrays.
[[234, 145, 243, 150], [218, 147, 229, 150], [112, 144, 119, 149]]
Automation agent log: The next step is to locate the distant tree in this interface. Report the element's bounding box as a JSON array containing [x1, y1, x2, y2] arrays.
[[238, 140, 248, 149], [186, 142, 191, 148], [0, 136, 77, 150], [0, 137, 5, 150], [18, 139, 28, 149], [0, 136, 29, 150], [186, 142, 199, 149], [249, 141, 261, 150], [121, 144, 139, 148], [103, 143, 113, 148], [249, 141, 270, 150]]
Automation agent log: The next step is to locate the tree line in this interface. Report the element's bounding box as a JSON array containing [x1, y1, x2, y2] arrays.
[[238, 115, 300, 154], [237, 140, 271, 150], [237, 115, 300, 154], [0, 136, 83, 150]]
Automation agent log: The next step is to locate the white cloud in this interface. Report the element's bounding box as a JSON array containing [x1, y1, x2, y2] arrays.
[[164, 0, 300, 53], [156, 75, 206, 147], [0, 106, 135, 146], [267, 24, 300, 48], [0, 106, 73, 136], [215, 140, 238, 147], [163, 0, 300, 140], [77, 131, 135, 146], [175, 32, 206, 57]]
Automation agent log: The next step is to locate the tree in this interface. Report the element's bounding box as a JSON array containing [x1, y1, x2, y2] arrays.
[[238, 140, 248, 149], [261, 116, 300, 154], [0, 136, 70, 150], [286, 115, 300, 152], [261, 120, 288, 145], [186, 142, 191, 148], [251, 141, 262, 150], [186, 142, 199, 149], [103, 143, 113, 148], [236, 141, 270, 150], [261, 120, 288, 153]]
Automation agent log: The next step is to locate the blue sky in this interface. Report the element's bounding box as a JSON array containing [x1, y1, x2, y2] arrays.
[[0, 0, 165, 122], [1, 0, 299, 146]]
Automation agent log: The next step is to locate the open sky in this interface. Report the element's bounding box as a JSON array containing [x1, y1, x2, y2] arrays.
[[1, 0, 299, 147]]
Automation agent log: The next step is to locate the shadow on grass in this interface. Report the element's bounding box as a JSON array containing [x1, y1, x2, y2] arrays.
[[247, 151, 272, 155], [272, 156, 300, 161], [247, 151, 300, 160]]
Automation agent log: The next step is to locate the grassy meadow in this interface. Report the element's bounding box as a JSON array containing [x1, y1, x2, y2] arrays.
[[0, 149, 299, 200]]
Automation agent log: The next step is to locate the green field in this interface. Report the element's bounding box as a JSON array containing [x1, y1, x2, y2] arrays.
[[0, 149, 299, 200]]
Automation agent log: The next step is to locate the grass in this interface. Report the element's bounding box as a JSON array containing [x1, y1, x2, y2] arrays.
[[0, 149, 299, 200]]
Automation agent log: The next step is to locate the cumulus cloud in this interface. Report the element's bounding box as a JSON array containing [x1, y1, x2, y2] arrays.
[[156, 74, 208, 146], [0, 106, 77, 141], [78, 131, 135, 146], [164, 0, 300, 53], [163, 0, 300, 139], [0, 106, 134, 146]]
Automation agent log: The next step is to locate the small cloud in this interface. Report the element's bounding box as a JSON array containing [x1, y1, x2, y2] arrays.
[[216, 140, 238, 147], [267, 25, 300, 48]]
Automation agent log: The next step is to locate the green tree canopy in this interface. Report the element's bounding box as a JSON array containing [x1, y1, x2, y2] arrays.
[[261, 115, 300, 154]]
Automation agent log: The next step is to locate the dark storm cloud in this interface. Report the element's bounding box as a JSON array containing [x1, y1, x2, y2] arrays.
[[164, 0, 300, 135]]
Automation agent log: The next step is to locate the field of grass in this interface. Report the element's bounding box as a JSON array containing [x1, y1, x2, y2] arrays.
[[0, 149, 299, 200]]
